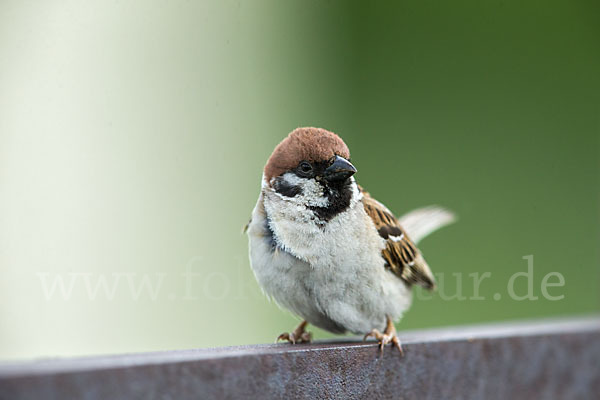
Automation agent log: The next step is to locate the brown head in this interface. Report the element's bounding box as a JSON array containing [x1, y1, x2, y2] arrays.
[[263, 128, 357, 220], [264, 127, 352, 183]]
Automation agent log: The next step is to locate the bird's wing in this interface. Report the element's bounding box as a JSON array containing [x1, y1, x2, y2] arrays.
[[360, 187, 437, 290]]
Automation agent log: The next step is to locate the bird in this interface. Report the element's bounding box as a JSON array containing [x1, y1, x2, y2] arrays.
[[245, 127, 455, 354]]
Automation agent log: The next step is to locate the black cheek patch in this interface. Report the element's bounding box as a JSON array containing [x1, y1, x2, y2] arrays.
[[273, 177, 302, 197]]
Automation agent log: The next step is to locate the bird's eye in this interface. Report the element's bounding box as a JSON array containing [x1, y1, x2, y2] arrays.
[[299, 161, 313, 174]]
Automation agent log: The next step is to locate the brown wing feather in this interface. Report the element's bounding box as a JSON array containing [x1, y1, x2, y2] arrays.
[[360, 186, 436, 290]]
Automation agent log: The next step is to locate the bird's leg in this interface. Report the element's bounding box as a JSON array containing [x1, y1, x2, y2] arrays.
[[276, 320, 312, 344], [363, 316, 403, 355]]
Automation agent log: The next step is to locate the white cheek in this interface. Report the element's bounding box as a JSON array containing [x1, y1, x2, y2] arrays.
[[279, 173, 304, 187], [349, 177, 362, 201], [261, 174, 268, 189], [275, 172, 329, 208]]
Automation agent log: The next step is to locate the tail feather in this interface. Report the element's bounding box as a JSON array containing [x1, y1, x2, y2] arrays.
[[399, 206, 456, 245]]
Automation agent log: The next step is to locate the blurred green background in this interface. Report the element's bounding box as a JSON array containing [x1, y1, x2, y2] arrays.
[[0, 1, 598, 360]]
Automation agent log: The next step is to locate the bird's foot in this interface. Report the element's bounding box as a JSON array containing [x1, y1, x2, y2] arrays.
[[276, 320, 312, 344], [363, 317, 403, 356]]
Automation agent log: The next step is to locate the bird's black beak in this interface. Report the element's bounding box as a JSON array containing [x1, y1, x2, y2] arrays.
[[324, 155, 357, 182]]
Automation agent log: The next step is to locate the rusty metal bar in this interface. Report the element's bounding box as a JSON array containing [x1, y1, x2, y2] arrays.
[[1, 316, 599, 399]]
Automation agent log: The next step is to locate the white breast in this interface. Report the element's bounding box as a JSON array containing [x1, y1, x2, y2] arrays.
[[247, 178, 412, 334]]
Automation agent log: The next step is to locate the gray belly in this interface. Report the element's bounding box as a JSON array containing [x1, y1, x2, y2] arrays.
[[247, 195, 398, 335], [254, 246, 348, 334]]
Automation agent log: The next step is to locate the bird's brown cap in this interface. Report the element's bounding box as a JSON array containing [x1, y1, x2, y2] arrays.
[[264, 127, 350, 182]]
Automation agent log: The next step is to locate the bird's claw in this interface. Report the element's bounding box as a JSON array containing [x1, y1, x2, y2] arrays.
[[363, 317, 404, 356], [275, 321, 312, 344], [276, 331, 312, 344]]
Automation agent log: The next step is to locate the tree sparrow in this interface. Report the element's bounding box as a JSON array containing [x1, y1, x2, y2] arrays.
[[246, 127, 455, 353]]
